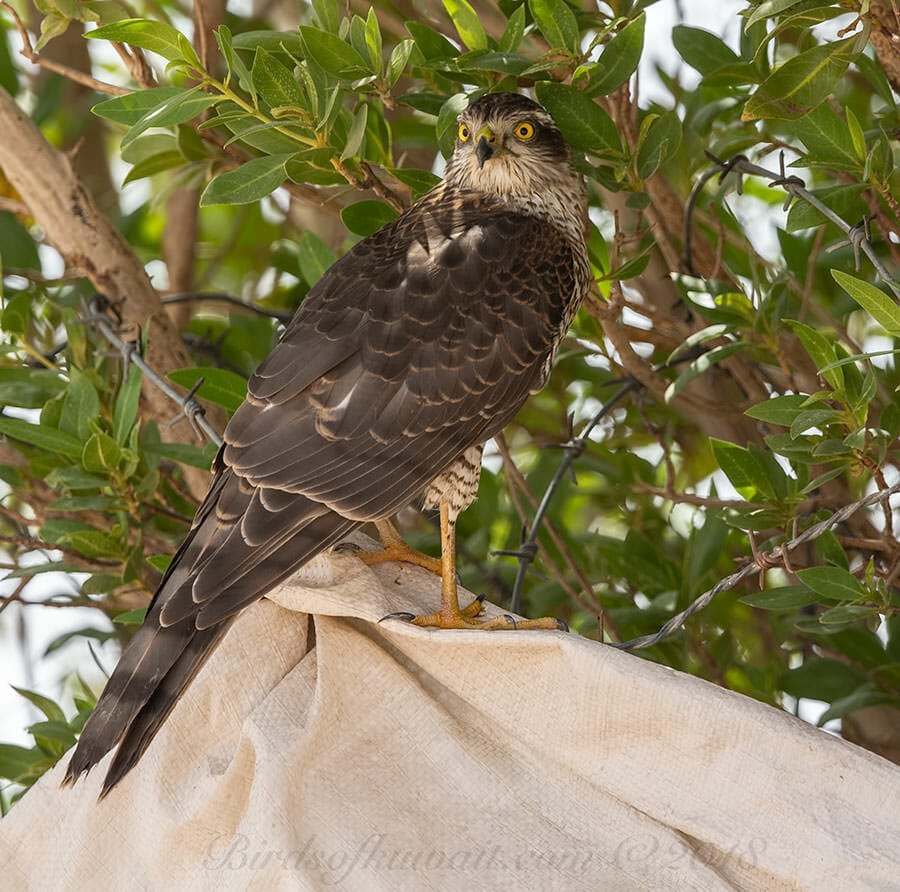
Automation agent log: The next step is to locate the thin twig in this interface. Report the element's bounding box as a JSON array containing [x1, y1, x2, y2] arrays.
[[162, 292, 293, 323], [0, 2, 131, 97]]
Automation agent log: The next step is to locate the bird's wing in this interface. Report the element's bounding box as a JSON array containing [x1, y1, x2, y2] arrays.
[[64, 190, 580, 793], [228, 193, 577, 519]]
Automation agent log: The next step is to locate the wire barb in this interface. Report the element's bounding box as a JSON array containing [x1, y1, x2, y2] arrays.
[[81, 294, 224, 448]]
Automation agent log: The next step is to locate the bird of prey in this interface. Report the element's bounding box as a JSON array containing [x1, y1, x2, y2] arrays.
[[63, 91, 590, 796]]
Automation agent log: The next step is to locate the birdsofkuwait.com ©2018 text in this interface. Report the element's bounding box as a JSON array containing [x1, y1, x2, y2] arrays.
[[202, 832, 768, 883]]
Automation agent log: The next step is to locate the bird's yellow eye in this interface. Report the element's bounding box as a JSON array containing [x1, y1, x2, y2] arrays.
[[458, 123, 470, 142], [514, 122, 535, 141]]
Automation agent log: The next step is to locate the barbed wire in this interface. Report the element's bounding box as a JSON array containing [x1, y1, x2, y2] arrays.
[[84, 296, 223, 447], [615, 480, 900, 650], [684, 151, 900, 299]]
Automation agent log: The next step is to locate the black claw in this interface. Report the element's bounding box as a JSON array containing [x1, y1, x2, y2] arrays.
[[503, 614, 518, 630], [555, 618, 569, 633], [378, 611, 416, 623], [333, 541, 362, 553], [475, 593, 486, 604]]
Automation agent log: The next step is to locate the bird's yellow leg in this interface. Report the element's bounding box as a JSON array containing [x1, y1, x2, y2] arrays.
[[398, 501, 565, 631], [356, 518, 443, 576]]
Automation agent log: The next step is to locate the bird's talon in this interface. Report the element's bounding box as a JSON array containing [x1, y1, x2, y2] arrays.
[[556, 618, 569, 633], [378, 611, 417, 623], [503, 614, 518, 630]]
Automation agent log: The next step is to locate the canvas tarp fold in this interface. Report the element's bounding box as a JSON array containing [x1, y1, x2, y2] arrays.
[[1, 539, 898, 891]]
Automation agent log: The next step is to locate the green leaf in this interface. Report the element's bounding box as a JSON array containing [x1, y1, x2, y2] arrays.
[[742, 35, 862, 121], [388, 167, 441, 198], [672, 25, 740, 76], [534, 83, 621, 157], [784, 103, 860, 170], [49, 494, 120, 512], [787, 320, 843, 392], [298, 26, 370, 78], [113, 368, 142, 445], [4, 560, 88, 579], [816, 687, 895, 725], [252, 47, 305, 110], [832, 270, 900, 336], [2, 291, 31, 334], [405, 22, 459, 61], [296, 231, 336, 287], [529, 0, 579, 54], [579, 13, 644, 96], [740, 586, 820, 610], [436, 92, 469, 157], [0, 368, 65, 409], [818, 604, 877, 625], [113, 607, 148, 626], [0, 743, 47, 785], [635, 111, 682, 179], [442, 0, 488, 51], [200, 154, 293, 206], [59, 369, 100, 442], [341, 103, 368, 160], [80, 431, 122, 473], [364, 7, 382, 73], [311, 0, 339, 33], [12, 686, 66, 723], [387, 39, 415, 87], [781, 657, 868, 700], [167, 366, 248, 414], [92, 87, 183, 125], [121, 88, 219, 150], [59, 527, 123, 559], [745, 0, 814, 29], [796, 566, 865, 602], [341, 200, 398, 237], [0, 415, 82, 459], [88, 18, 198, 65], [499, 4, 526, 53], [745, 394, 809, 427], [716, 438, 790, 500], [664, 342, 746, 403], [148, 553, 173, 573], [143, 440, 218, 469]]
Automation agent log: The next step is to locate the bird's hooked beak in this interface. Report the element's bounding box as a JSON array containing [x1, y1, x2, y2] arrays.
[[475, 125, 499, 168]]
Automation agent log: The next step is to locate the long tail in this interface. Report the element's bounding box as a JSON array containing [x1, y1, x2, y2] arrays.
[[63, 467, 356, 796]]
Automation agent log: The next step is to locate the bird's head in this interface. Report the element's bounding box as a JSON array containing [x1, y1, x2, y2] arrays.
[[443, 94, 574, 190], [443, 93, 586, 232]]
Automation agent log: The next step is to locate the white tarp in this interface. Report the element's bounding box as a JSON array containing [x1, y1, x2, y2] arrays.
[[2, 541, 898, 891]]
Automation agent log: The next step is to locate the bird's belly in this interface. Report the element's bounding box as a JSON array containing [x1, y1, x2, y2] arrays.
[[422, 444, 484, 522]]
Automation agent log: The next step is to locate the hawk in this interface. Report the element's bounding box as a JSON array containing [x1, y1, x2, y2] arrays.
[[64, 92, 590, 795]]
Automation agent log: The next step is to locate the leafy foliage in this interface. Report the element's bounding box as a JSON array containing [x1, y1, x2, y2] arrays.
[[0, 0, 899, 806]]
